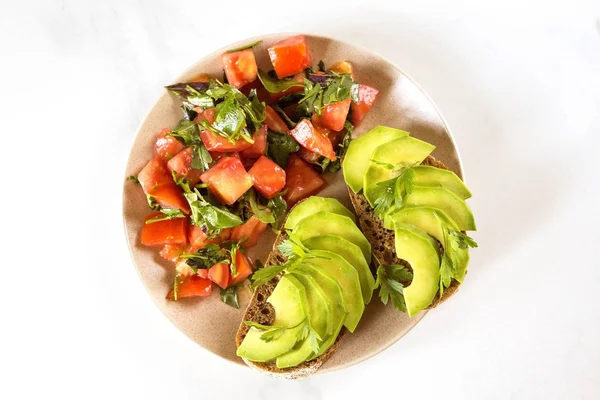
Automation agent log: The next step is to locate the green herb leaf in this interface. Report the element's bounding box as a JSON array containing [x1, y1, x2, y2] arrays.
[[146, 195, 161, 211], [246, 189, 275, 224], [257, 70, 304, 94], [191, 142, 213, 171], [267, 195, 287, 232], [145, 208, 186, 224], [273, 105, 297, 128], [318, 60, 326, 72], [167, 119, 200, 146], [267, 131, 300, 168], [249, 263, 286, 290], [244, 320, 278, 331], [300, 73, 356, 115], [260, 327, 287, 343], [179, 244, 230, 271], [173, 274, 181, 301], [184, 189, 243, 234], [372, 166, 416, 217], [220, 286, 240, 309], [375, 264, 412, 312], [126, 175, 140, 184], [226, 40, 262, 53]]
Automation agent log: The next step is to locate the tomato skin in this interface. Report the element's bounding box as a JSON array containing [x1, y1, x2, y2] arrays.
[[208, 262, 230, 289], [221, 49, 258, 89], [312, 98, 351, 132], [289, 119, 336, 161], [264, 106, 289, 133], [141, 212, 188, 247], [200, 156, 253, 205], [267, 35, 312, 78], [155, 128, 184, 161], [351, 84, 379, 125], [283, 154, 327, 206], [240, 126, 267, 159], [166, 275, 212, 300], [297, 147, 321, 164], [159, 244, 184, 263], [196, 269, 209, 279], [248, 156, 287, 199], [229, 251, 254, 286], [138, 157, 190, 213], [167, 147, 202, 185], [188, 225, 231, 252], [231, 215, 268, 248], [200, 131, 253, 153]]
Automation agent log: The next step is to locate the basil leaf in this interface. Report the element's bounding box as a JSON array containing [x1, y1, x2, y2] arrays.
[[180, 244, 230, 271], [220, 286, 240, 309], [165, 82, 210, 99], [267, 131, 299, 168], [191, 142, 213, 171], [246, 189, 275, 224], [184, 190, 243, 234], [145, 208, 186, 224], [267, 195, 287, 232], [226, 40, 262, 53], [258, 70, 304, 94], [318, 60, 326, 72], [167, 119, 199, 146], [273, 105, 297, 128]]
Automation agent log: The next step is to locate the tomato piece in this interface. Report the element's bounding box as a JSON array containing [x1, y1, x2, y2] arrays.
[[209, 151, 241, 162], [196, 107, 252, 152], [297, 147, 321, 164], [195, 107, 216, 124], [188, 225, 231, 252], [155, 128, 184, 161], [159, 244, 185, 263], [208, 262, 230, 289], [196, 269, 209, 279], [328, 61, 353, 77], [351, 84, 379, 125], [221, 49, 258, 89], [190, 73, 211, 83], [283, 154, 327, 206], [200, 156, 253, 205], [248, 156, 286, 199], [240, 126, 267, 159], [166, 275, 212, 300], [264, 106, 289, 133], [167, 147, 202, 185], [266, 73, 305, 102], [312, 98, 351, 132], [141, 212, 188, 247], [289, 119, 336, 161], [267, 35, 312, 78], [231, 215, 268, 248], [138, 157, 190, 213], [229, 251, 254, 286]]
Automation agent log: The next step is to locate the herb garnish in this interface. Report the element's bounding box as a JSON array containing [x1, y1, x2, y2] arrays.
[[184, 188, 243, 234], [375, 264, 413, 312], [257, 70, 304, 94], [126, 175, 140, 184], [220, 286, 240, 309], [145, 208, 186, 224], [372, 166, 416, 217], [438, 221, 478, 295], [267, 130, 299, 168], [167, 119, 213, 172], [244, 317, 321, 351], [226, 40, 262, 53], [179, 244, 230, 272], [299, 73, 359, 116]]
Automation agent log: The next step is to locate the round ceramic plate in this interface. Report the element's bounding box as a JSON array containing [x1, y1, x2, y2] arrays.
[[123, 33, 463, 374]]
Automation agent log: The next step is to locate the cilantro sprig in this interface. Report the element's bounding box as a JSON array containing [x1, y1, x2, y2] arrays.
[[438, 221, 478, 295], [372, 166, 416, 217], [375, 264, 413, 312], [299, 73, 359, 116], [244, 317, 321, 352]]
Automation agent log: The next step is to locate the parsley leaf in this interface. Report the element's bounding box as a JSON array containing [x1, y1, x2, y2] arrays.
[[267, 195, 287, 232], [126, 175, 140, 184], [226, 40, 262, 53], [249, 263, 286, 290], [257, 70, 304, 94], [375, 264, 413, 312], [179, 244, 230, 271], [372, 166, 416, 217], [145, 208, 186, 224], [267, 130, 300, 168], [299, 73, 358, 116], [220, 286, 240, 309], [438, 224, 478, 295]]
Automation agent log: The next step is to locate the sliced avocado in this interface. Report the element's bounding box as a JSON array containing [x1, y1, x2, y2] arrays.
[[384, 206, 470, 282], [276, 273, 334, 369], [284, 196, 355, 230], [402, 186, 476, 231], [343, 126, 409, 193], [412, 165, 472, 199], [293, 211, 371, 263], [363, 136, 435, 206], [303, 235, 375, 304], [394, 223, 440, 317], [305, 250, 365, 332], [236, 275, 308, 362]]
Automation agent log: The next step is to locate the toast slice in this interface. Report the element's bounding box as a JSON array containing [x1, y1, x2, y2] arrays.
[[235, 231, 347, 379], [347, 155, 461, 308]]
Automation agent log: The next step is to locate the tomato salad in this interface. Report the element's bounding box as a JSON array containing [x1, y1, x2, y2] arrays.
[[128, 35, 379, 307]]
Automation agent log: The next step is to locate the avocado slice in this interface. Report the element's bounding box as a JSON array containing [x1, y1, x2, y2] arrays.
[[343, 126, 409, 193], [284, 196, 355, 230], [293, 211, 371, 263], [236, 275, 308, 362], [412, 165, 472, 199], [363, 136, 435, 206], [275, 273, 333, 369], [393, 223, 441, 317], [402, 186, 477, 231], [303, 235, 375, 304], [305, 250, 365, 332]]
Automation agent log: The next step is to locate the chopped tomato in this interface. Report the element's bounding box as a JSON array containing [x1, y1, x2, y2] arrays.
[[267, 35, 312, 78], [141, 212, 188, 247], [166, 275, 212, 300], [138, 157, 190, 213], [297, 147, 321, 164], [231, 215, 268, 248], [167, 147, 202, 185], [328, 61, 353, 77], [283, 154, 327, 206], [159, 244, 185, 263], [289, 119, 336, 161], [200, 131, 253, 152], [188, 225, 231, 252], [195, 107, 216, 124], [248, 156, 286, 199], [351, 84, 379, 125], [190, 73, 211, 83], [208, 262, 230, 289], [200, 156, 253, 205], [240, 126, 267, 159], [312, 98, 351, 132], [155, 128, 184, 161], [266, 73, 305, 102], [221, 49, 258, 89], [264, 106, 289, 133], [209, 151, 241, 162], [196, 269, 209, 279], [229, 251, 254, 286]]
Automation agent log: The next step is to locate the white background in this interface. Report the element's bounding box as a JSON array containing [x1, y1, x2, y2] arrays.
[[1, 0, 599, 399]]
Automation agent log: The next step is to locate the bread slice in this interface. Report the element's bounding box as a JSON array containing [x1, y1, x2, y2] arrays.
[[347, 155, 461, 309], [235, 231, 347, 379]]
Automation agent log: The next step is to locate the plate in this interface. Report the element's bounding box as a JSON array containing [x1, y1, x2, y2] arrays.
[[122, 33, 463, 374]]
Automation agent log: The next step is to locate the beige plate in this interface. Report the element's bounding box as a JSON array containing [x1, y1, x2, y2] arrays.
[[122, 33, 463, 375]]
